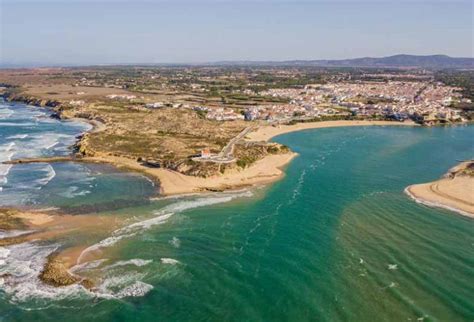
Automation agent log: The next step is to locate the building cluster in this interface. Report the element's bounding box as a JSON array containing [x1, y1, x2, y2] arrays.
[[142, 102, 244, 121], [106, 94, 137, 100], [243, 104, 345, 122], [90, 75, 468, 125], [194, 106, 244, 121], [68, 100, 85, 106], [145, 102, 188, 109], [257, 81, 466, 123]]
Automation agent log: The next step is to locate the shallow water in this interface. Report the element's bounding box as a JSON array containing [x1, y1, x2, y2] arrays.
[[1, 100, 473, 321], [0, 100, 155, 208]]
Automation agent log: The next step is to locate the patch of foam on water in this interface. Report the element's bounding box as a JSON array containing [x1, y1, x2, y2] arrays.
[[78, 191, 253, 262], [169, 237, 181, 248], [58, 186, 91, 198], [104, 259, 153, 269], [0, 142, 16, 187], [0, 108, 14, 119], [29, 133, 63, 155], [11, 133, 73, 160], [113, 281, 153, 298], [45, 141, 59, 150], [160, 258, 179, 265], [288, 169, 306, 205], [69, 259, 109, 273], [0, 164, 12, 184], [0, 242, 89, 303], [0, 142, 16, 152], [77, 234, 133, 263], [159, 190, 253, 214], [0, 122, 37, 127], [0, 242, 154, 305], [95, 272, 153, 299], [6, 134, 28, 140], [34, 164, 56, 189], [118, 212, 174, 234]]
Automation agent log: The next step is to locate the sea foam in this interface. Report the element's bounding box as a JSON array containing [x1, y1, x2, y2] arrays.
[[0, 242, 154, 304], [77, 191, 253, 263]]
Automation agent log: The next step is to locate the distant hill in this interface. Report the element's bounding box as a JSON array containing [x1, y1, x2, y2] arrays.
[[2, 54, 473, 69], [214, 55, 474, 69]]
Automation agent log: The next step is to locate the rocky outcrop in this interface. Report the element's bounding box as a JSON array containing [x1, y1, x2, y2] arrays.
[[39, 253, 79, 287], [3, 91, 61, 109], [39, 253, 94, 289]]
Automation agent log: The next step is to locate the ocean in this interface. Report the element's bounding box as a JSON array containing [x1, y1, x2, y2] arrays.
[[0, 100, 473, 321]]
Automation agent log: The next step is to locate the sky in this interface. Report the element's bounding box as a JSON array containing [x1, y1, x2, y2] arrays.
[[0, 0, 473, 66]]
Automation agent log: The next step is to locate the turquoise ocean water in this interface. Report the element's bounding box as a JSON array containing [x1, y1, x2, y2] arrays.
[[0, 100, 473, 321]]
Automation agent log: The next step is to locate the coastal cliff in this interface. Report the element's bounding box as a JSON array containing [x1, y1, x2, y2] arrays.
[[2, 89, 292, 182]]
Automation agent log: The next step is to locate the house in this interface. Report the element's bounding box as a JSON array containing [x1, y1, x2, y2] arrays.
[[145, 102, 164, 109], [201, 148, 212, 158]]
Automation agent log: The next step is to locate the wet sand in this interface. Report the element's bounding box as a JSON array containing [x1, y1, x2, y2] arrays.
[[406, 176, 474, 218], [0, 208, 124, 283]]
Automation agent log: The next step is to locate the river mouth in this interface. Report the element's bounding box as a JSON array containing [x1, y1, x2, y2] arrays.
[[1, 100, 474, 320], [2, 161, 158, 213], [0, 189, 255, 307], [0, 100, 165, 303]]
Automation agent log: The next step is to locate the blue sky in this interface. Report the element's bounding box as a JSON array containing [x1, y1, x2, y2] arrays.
[[1, 0, 472, 66]]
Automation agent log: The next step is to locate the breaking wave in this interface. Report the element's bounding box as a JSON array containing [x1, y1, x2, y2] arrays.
[[77, 191, 253, 263], [34, 164, 57, 189], [0, 107, 14, 119], [0, 242, 155, 305], [160, 258, 180, 265], [104, 259, 153, 269], [6, 134, 28, 139]]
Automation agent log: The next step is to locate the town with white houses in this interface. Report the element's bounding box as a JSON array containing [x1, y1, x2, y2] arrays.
[[125, 80, 469, 125], [248, 81, 468, 124], [71, 68, 471, 127]]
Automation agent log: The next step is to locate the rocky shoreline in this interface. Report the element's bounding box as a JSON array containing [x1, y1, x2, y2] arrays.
[[1, 91, 294, 194]]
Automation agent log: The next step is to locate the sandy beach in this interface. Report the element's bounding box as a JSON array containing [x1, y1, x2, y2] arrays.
[[69, 120, 415, 195], [86, 152, 298, 195], [4, 120, 416, 196], [246, 120, 416, 142], [405, 161, 474, 218], [406, 176, 474, 218]]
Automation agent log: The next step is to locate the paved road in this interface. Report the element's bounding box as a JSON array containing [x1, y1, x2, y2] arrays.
[[192, 125, 256, 163], [218, 125, 255, 159]]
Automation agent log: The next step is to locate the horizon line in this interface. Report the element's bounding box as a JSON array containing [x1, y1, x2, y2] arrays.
[[1, 53, 474, 69]]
